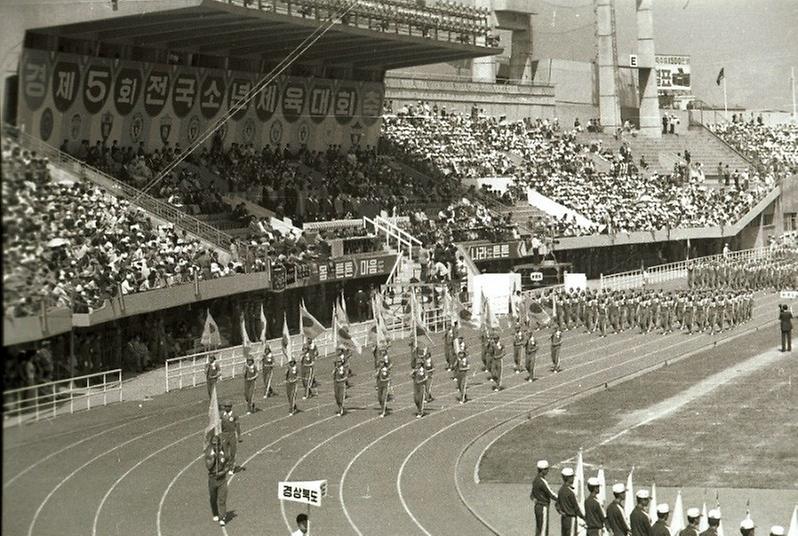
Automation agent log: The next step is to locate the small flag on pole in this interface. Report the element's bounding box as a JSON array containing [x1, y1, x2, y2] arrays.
[[335, 301, 362, 353], [260, 304, 268, 343], [669, 491, 685, 536], [699, 502, 709, 532], [787, 504, 798, 536], [624, 468, 635, 522], [596, 467, 606, 506], [575, 449, 586, 536], [716, 495, 725, 536], [410, 290, 433, 343], [649, 482, 658, 523], [241, 313, 251, 359], [716, 67, 725, 86]]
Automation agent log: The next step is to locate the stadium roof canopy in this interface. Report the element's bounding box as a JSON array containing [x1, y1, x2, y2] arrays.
[[31, 0, 501, 70]]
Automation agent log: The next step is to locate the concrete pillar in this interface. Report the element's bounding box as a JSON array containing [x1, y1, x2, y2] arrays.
[[508, 16, 533, 84], [472, 56, 497, 83], [636, 0, 660, 137], [596, 0, 620, 129]]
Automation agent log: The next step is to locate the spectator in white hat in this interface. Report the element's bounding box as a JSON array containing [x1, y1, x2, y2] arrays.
[[679, 508, 702, 536], [652, 504, 670, 536], [740, 518, 755, 536], [701, 509, 721, 536], [584, 477, 605, 536], [556, 467, 584, 536], [606, 484, 631, 536], [530, 460, 558, 536], [631, 489, 652, 536]]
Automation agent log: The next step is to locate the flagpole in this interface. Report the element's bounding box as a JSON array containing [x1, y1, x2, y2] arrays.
[[723, 75, 728, 121], [411, 288, 418, 348]]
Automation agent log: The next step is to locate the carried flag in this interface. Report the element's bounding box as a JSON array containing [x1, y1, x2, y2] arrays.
[[669, 490, 685, 536], [201, 309, 221, 347], [300, 300, 326, 340], [527, 300, 552, 328], [596, 467, 607, 506], [624, 468, 635, 522], [716, 67, 725, 86], [649, 482, 658, 523], [716, 496, 725, 536], [787, 504, 797, 536], [480, 291, 497, 330], [281, 313, 291, 366], [204, 384, 222, 448], [259, 304, 268, 343], [241, 313, 251, 359], [369, 295, 390, 347], [335, 300, 361, 353], [575, 449, 586, 536], [410, 289, 433, 343], [698, 502, 709, 532]]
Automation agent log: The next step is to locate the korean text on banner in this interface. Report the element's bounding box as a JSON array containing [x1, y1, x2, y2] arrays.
[[278, 480, 328, 507]]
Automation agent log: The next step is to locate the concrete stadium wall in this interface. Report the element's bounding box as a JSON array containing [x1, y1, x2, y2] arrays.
[[0, 0, 196, 123], [384, 73, 556, 121]]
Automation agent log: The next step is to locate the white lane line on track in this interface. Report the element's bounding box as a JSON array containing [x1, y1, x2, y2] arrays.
[[26, 412, 204, 536], [4, 415, 153, 489], [397, 302, 776, 536], [338, 328, 662, 536]]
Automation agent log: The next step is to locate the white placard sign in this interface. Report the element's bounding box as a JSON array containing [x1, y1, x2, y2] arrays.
[[564, 273, 587, 291], [780, 290, 798, 300], [278, 480, 328, 507]]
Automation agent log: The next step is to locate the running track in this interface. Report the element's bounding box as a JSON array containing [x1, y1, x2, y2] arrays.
[[2, 292, 782, 536]]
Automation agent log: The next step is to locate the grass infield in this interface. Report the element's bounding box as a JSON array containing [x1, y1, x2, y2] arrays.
[[479, 325, 798, 489]]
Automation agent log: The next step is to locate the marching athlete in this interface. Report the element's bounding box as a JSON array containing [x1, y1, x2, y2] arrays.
[[205, 354, 221, 398], [455, 350, 470, 403], [376, 359, 391, 416], [285, 357, 300, 415], [411, 362, 428, 418], [261, 345, 277, 398], [525, 331, 538, 382], [243, 356, 258, 414], [333, 355, 348, 416]]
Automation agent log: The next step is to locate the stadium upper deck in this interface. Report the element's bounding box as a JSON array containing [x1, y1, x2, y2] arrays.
[[26, 0, 500, 72]]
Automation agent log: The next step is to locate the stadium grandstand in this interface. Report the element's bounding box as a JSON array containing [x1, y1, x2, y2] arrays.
[[2, 1, 797, 535]]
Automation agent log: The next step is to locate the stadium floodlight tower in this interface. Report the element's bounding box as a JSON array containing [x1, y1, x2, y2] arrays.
[[636, 0, 661, 138], [595, 0, 622, 131]]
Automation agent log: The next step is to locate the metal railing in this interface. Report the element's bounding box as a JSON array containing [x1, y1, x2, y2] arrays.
[[4, 125, 237, 252], [364, 215, 422, 260], [599, 247, 771, 290], [3, 369, 123, 426], [164, 320, 374, 392]]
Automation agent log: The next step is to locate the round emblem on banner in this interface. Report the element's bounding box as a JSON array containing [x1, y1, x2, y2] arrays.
[[159, 114, 173, 144], [129, 112, 144, 143], [100, 111, 114, 142], [269, 120, 283, 145], [187, 115, 201, 143], [242, 118, 256, 144], [39, 108, 54, 142], [70, 113, 83, 141], [297, 121, 310, 146]]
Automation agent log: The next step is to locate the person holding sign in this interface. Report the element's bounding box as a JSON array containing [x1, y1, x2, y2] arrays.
[[411, 361, 428, 418], [285, 357, 300, 416], [333, 355, 348, 416], [261, 346, 277, 398], [205, 434, 229, 527]]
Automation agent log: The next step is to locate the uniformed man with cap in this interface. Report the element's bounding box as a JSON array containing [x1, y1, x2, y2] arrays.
[[333, 354, 348, 416], [652, 504, 671, 536], [556, 467, 584, 536], [606, 483, 631, 536], [530, 460, 558, 536], [220, 401, 241, 475], [285, 357, 300, 416], [699, 509, 721, 536], [205, 434, 229, 527], [375, 357, 391, 416], [550, 328, 563, 373], [740, 518, 755, 536], [678, 508, 702, 536], [584, 477, 606, 536], [411, 361, 429, 418], [631, 489, 653, 536], [770, 526, 785, 536]]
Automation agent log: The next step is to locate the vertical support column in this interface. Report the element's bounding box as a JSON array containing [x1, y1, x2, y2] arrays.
[[596, 0, 621, 129], [636, 0, 660, 137], [472, 0, 497, 83], [508, 17, 534, 84]]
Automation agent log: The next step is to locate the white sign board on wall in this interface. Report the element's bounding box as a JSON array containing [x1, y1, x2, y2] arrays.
[[564, 273, 587, 291], [471, 273, 522, 316]]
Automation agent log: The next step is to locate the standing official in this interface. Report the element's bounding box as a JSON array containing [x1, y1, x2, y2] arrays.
[[205, 435, 229, 527], [584, 478, 605, 536], [556, 467, 584, 536], [285, 357, 300, 416], [530, 460, 558, 536], [333, 355, 348, 416], [261, 346, 277, 398], [779, 304, 793, 351], [606, 483, 631, 536], [678, 508, 702, 536], [630, 490, 652, 536], [205, 355, 221, 398], [455, 351, 470, 403], [220, 401, 241, 476], [652, 504, 671, 536], [243, 356, 258, 414], [550, 329, 563, 373]]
